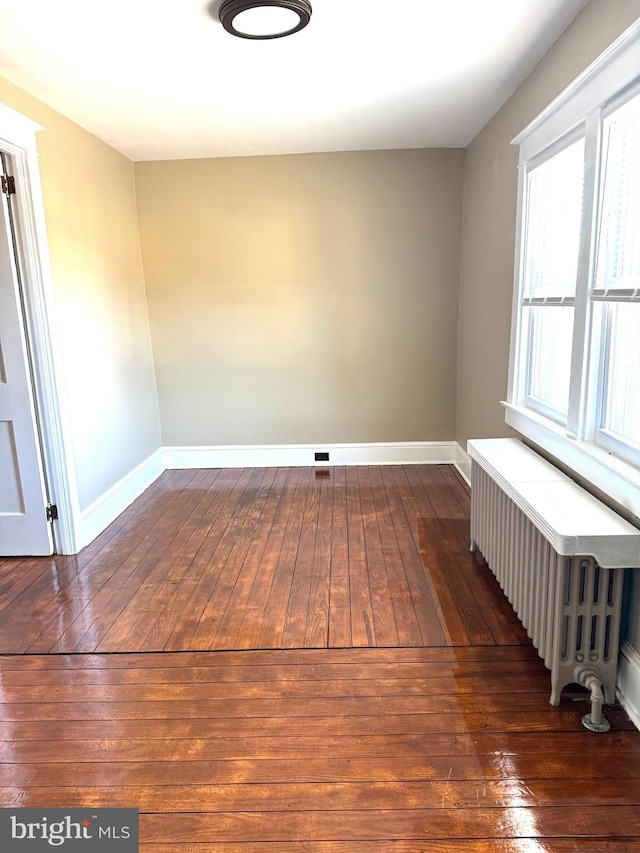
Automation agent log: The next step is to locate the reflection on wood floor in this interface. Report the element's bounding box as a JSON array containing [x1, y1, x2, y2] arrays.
[[0, 465, 526, 654], [1, 465, 639, 850]]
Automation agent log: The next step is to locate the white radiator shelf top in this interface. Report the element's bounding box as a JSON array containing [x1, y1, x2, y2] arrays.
[[468, 438, 640, 568]]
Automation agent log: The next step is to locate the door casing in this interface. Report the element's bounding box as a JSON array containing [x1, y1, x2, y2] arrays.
[[0, 101, 80, 555]]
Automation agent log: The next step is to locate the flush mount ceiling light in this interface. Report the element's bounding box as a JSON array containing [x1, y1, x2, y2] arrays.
[[219, 0, 312, 40]]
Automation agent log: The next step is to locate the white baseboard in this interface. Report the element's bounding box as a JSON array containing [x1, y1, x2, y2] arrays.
[[163, 441, 457, 469], [76, 449, 165, 550], [454, 442, 471, 486], [618, 641, 640, 731], [71, 441, 459, 552]]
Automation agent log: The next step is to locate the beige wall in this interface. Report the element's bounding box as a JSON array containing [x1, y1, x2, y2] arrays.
[[0, 77, 161, 511], [135, 149, 465, 447], [456, 0, 640, 649]]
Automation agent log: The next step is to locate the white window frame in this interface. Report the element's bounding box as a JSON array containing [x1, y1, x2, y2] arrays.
[[517, 127, 586, 426], [505, 19, 640, 520]]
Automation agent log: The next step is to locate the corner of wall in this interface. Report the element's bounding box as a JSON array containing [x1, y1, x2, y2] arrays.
[[454, 442, 471, 486], [76, 448, 166, 551]]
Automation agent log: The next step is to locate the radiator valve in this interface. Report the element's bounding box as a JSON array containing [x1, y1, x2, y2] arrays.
[[574, 665, 610, 733]]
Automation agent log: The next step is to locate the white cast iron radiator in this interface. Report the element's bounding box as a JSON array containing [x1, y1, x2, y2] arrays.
[[468, 439, 640, 732]]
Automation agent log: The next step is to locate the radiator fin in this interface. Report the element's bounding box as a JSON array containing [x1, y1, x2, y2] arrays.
[[471, 463, 624, 705]]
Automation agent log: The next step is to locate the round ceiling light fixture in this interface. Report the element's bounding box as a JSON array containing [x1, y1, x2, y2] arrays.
[[219, 0, 312, 40]]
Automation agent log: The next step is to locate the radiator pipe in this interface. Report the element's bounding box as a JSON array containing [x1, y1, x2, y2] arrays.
[[573, 665, 610, 733]]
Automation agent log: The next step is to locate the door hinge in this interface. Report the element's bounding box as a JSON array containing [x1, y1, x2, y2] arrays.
[[46, 504, 59, 522], [1, 174, 16, 196]]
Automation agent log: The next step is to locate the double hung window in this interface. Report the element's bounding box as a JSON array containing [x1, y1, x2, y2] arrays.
[[520, 136, 584, 421], [507, 23, 640, 510], [593, 94, 640, 461]]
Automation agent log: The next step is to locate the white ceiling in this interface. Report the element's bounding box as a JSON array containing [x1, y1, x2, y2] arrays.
[[0, 0, 590, 161]]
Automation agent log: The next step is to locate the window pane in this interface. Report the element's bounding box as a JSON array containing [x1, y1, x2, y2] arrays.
[[602, 303, 640, 447], [596, 93, 640, 291], [525, 306, 575, 415], [523, 138, 585, 299]]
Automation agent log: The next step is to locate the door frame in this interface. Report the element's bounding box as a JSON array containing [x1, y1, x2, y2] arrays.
[[0, 101, 80, 554]]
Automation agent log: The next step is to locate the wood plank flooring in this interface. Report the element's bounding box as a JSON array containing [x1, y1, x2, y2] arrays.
[[0, 648, 638, 850], [0, 465, 527, 654], [1, 464, 639, 850]]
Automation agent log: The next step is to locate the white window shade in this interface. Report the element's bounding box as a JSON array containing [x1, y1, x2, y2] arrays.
[[596, 94, 640, 292], [600, 303, 640, 446], [525, 305, 575, 415], [524, 139, 585, 300]]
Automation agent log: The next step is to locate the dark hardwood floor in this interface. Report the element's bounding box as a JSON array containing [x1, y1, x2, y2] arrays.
[[0, 465, 525, 654], [1, 464, 639, 850]]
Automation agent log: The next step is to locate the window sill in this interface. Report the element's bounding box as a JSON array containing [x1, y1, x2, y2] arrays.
[[502, 402, 640, 522]]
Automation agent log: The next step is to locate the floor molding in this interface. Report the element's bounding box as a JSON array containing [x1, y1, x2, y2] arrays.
[[73, 441, 458, 552], [76, 449, 165, 550], [454, 441, 471, 486], [163, 441, 457, 469], [618, 641, 640, 732]]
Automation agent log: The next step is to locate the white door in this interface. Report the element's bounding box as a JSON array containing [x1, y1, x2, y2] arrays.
[[0, 158, 53, 556]]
